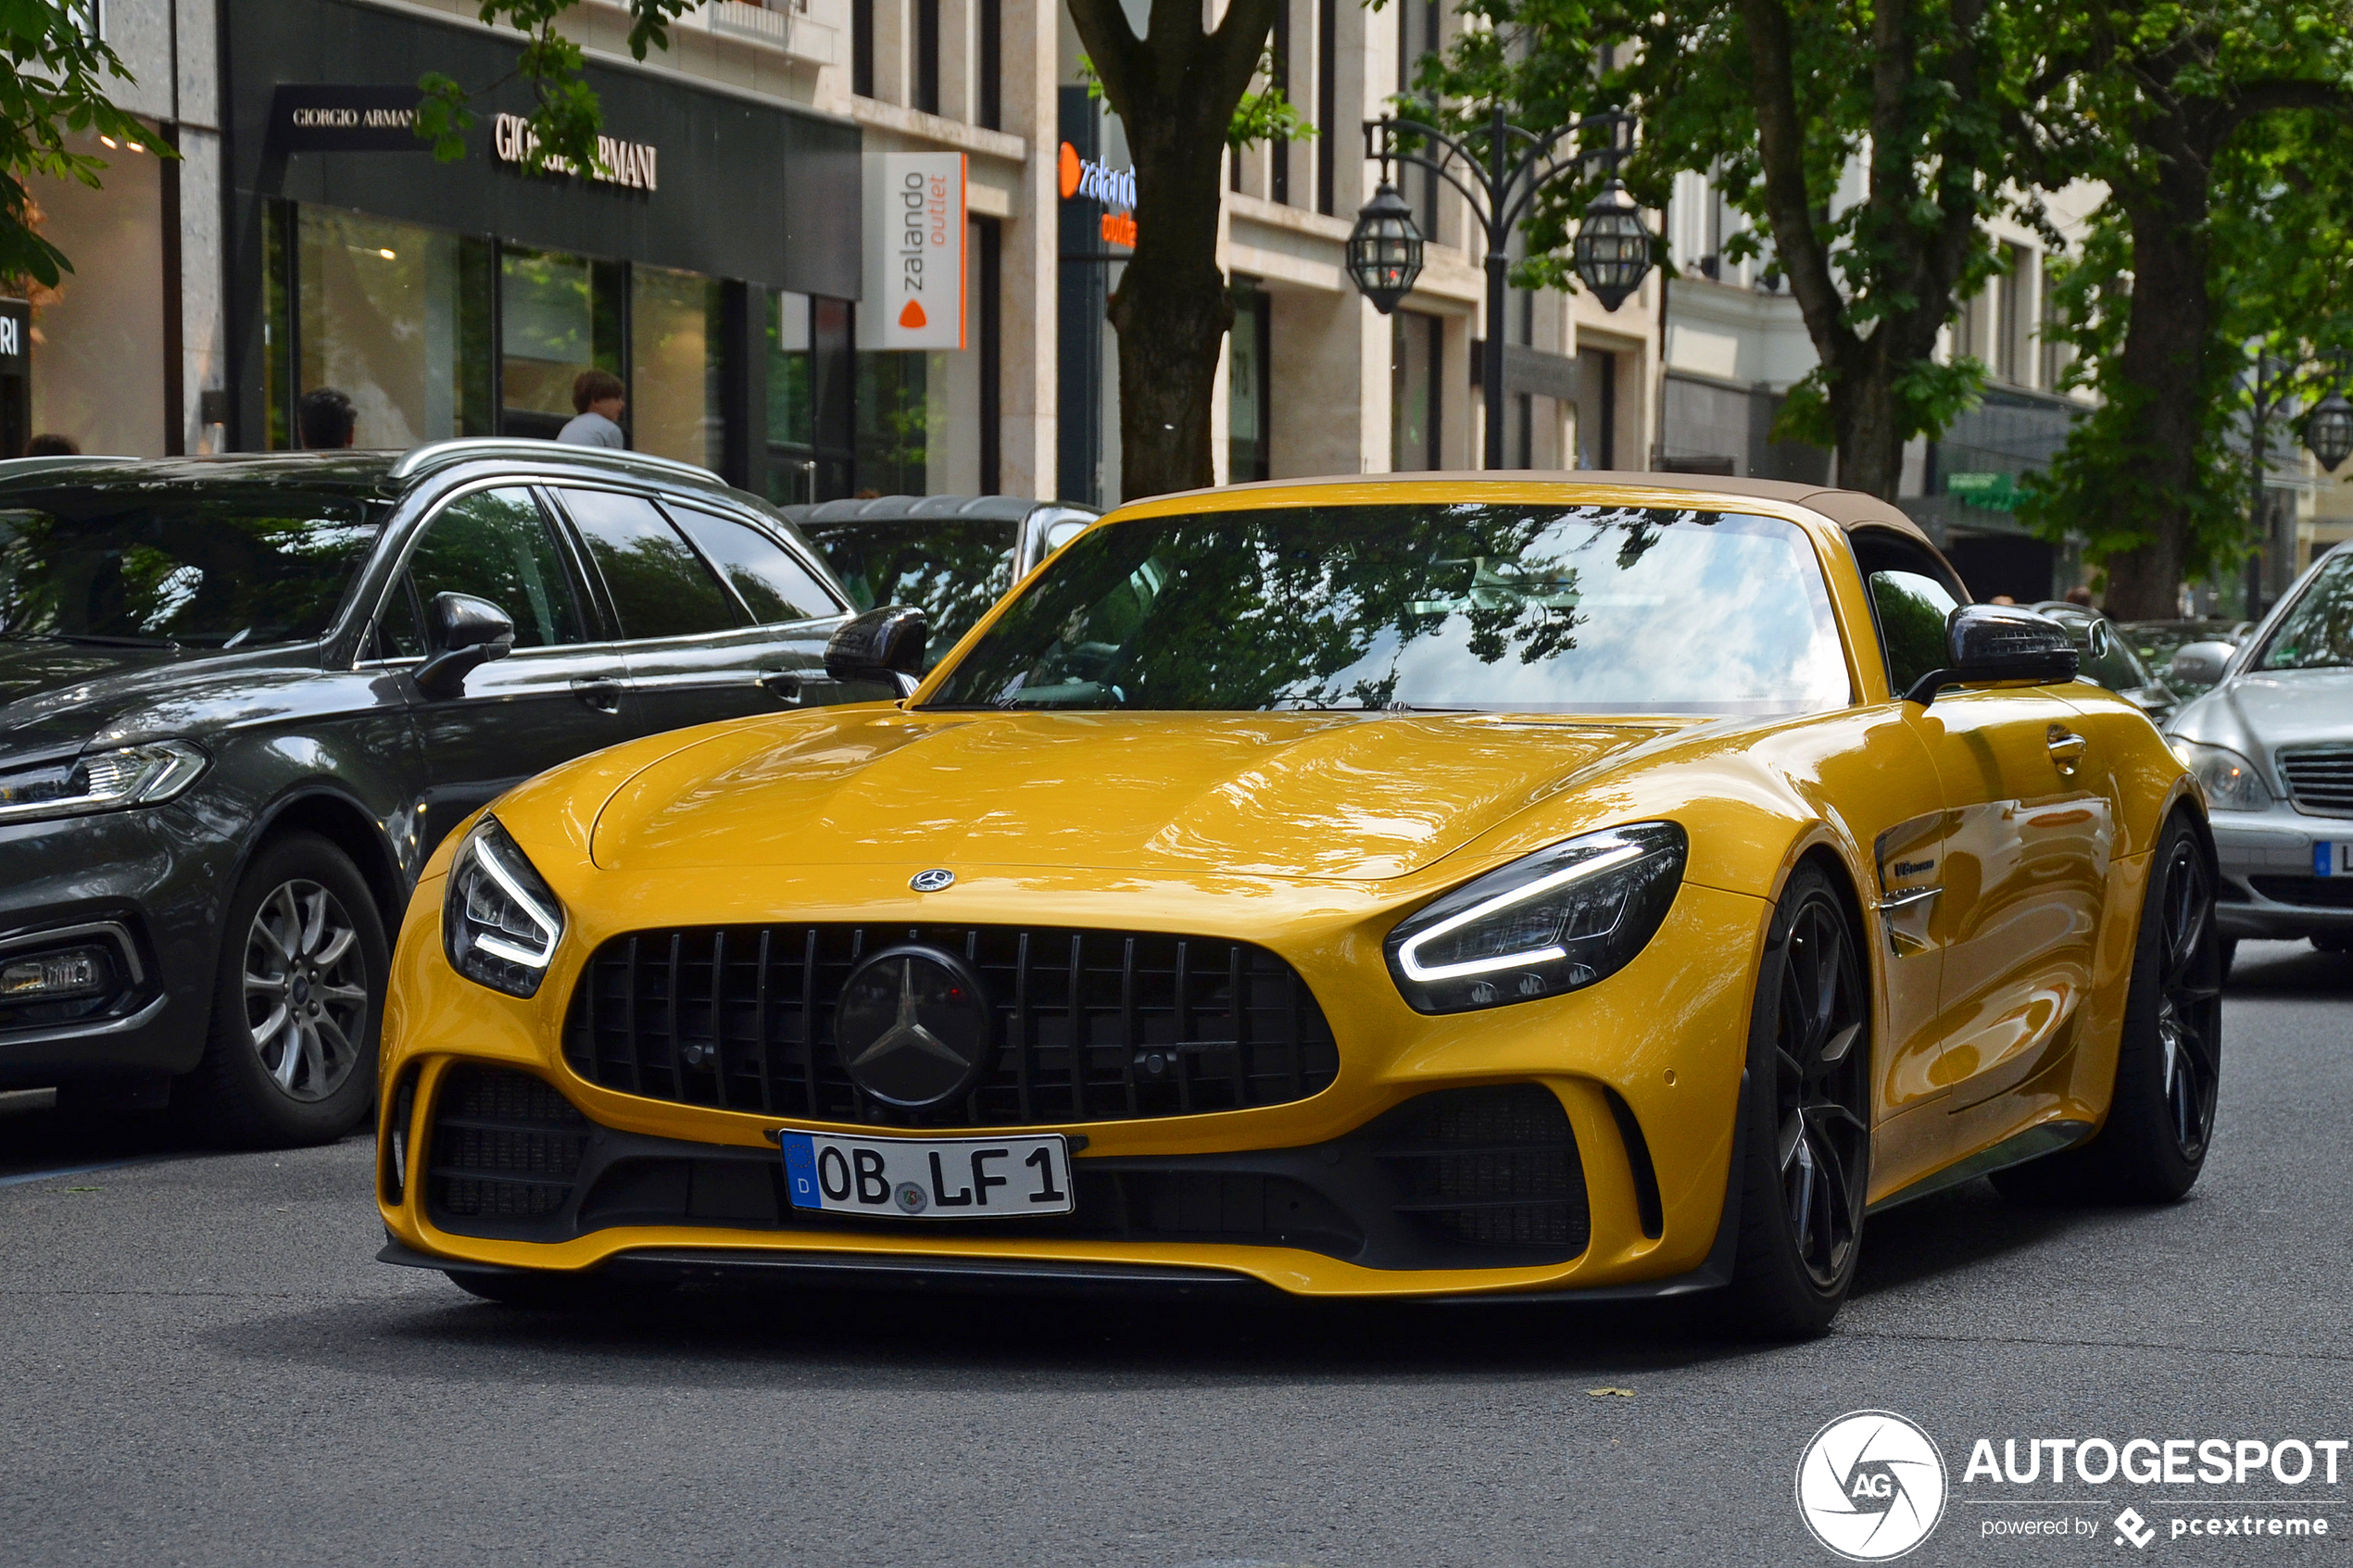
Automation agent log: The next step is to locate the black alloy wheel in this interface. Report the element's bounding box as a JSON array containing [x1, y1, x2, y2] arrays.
[[1993, 811, 2221, 1205], [2152, 834, 2222, 1163], [1725, 863, 1872, 1336], [1773, 888, 1871, 1290]]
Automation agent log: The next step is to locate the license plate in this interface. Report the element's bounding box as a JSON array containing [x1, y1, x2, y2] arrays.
[[2318, 842, 2353, 877], [779, 1130, 1075, 1218]]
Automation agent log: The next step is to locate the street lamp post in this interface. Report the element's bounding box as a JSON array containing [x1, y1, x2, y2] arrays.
[[1346, 103, 1653, 470]]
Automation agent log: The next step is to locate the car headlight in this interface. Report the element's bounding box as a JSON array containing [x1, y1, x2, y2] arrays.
[[443, 818, 566, 997], [1383, 822, 1688, 1013], [2170, 738, 2271, 811], [0, 740, 208, 825]]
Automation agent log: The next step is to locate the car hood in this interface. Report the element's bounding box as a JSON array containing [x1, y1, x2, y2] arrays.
[[2172, 668, 2353, 756], [0, 639, 323, 752], [587, 709, 1686, 881]]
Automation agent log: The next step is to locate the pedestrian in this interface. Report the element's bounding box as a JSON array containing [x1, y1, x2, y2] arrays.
[[2063, 585, 2093, 608], [559, 370, 626, 447], [297, 387, 357, 448], [24, 433, 77, 457]]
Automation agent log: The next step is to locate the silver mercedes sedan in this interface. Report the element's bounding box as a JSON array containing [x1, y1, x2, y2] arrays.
[[2166, 543, 2353, 969]]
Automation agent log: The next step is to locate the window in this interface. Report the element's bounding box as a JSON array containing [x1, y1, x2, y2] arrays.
[[1390, 311, 1441, 470], [1853, 530, 1967, 697], [914, 0, 941, 114], [631, 266, 725, 470], [2039, 270, 2072, 393], [669, 506, 840, 623], [500, 246, 623, 442], [1228, 282, 1271, 483], [852, 0, 874, 97], [559, 487, 739, 639], [1996, 243, 2029, 385], [404, 487, 585, 650]]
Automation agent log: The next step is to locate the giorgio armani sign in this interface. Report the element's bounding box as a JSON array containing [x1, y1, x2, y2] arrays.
[[269, 85, 424, 152]]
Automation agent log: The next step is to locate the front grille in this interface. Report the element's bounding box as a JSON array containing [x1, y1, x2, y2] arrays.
[[1376, 1085, 1589, 1256], [2280, 746, 2353, 816], [561, 925, 1340, 1128], [425, 1065, 592, 1229], [2251, 875, 2353, 909]]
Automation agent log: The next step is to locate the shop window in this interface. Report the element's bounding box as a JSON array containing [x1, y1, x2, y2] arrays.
[[632, 266, 725, 470], [768, 292, 856, 504], [280, 207, 492, 451], [404, 487, 586, 649], [500, 246, 623, 441], [558, 486, 740, 639], [1228, 281, 1270, 483], [669, 504, 840, 622], [28, 129, 164, 456], [1390, 310, 1441, 471], [854, 246, 987, 495]]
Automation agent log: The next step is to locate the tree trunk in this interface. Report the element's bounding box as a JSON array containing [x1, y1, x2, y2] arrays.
[[1107, 132, 1232, 499], [2099, 146, 2215, 620], [1831, 348, 1906, 500]]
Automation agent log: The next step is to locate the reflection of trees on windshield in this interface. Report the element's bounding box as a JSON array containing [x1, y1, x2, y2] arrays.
[[806, 520, 1019, 669], [0, 496, 380, 647], [928, 503, 1846, 714], [2260, 554, 2353, 670]]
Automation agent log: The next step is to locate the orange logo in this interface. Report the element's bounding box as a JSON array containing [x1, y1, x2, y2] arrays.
[[899, 299, 928, 329], [1058, 142, 1082, 200]]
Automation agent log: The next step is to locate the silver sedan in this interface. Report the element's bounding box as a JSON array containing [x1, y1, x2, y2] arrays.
[[2165, 542, 2353, 967]]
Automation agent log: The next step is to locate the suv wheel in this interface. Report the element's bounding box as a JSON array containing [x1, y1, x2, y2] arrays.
[[187, 833, 386, 1148]]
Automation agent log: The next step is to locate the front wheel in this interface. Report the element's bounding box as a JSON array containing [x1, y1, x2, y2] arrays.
[[1994, 813, 2221, 1204], [184, 833, 386, 1148], [1720, 863, 1872, 1338]]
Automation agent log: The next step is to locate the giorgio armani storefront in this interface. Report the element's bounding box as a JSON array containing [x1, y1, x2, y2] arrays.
[[224, 0, 865, 500]]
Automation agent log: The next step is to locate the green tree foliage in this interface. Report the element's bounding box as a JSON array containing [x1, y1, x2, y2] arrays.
[[1417, 0, 2033, 499], [415, 0, 694, 176], [0, 0, 170, 287], [2008, 1, 2353, 618]]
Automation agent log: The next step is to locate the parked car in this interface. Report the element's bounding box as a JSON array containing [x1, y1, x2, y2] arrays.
[[381, 472, 2216, 1336], [788, 494, 1098, 668], [2120, 618, 2246, 696], [2164, 541, 2353, 965], [2032, 601, 2182, 721], [0, 441, 886, 1145]]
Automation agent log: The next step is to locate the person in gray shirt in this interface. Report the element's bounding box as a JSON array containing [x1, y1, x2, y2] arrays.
[[559, 369, 627, 447]]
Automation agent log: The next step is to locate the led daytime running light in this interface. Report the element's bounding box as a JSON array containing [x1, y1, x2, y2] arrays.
[[1396, 844, 1642, 982], [467, 832, 560, 968]]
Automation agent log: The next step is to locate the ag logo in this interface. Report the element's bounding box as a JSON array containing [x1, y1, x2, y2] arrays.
[[1794, 1411, 1947, 1562]]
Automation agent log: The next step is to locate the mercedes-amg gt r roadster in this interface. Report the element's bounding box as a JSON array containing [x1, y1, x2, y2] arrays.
[[376, 473, 2220, 1334]]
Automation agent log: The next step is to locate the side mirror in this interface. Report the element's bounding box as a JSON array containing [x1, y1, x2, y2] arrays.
[[1903, 604, 2080, 706], [2170, 640, 2235, 688], [413, 592, 515, 699], [824, 605, 928, 696]]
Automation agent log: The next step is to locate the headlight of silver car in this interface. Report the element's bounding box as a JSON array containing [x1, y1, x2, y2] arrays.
[[443, 817, 566, 997], [1383, 822, 1688, 1013], [2171, 739, 2271, 811], [0, 740, 208, 825]]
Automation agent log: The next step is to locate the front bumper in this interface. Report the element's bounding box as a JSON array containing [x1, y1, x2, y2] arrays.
[[0, 804, 233, 1087], [2209, 806, 2353, 939], [378, 874, 1770, 1300]]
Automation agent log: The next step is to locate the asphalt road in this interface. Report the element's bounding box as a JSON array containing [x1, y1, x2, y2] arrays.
[[4, 941, 2350, 1567]]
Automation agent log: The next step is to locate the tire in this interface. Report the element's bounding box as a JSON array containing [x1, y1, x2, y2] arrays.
[[1992, 812, 2221, 1205], [182, 832, 386, 1148], [1719, 862, 1871, 1338]]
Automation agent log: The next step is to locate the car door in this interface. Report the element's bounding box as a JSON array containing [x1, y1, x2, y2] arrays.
[[1859, 533, 2112, 1114], [663, 499, 857, 709], [375, 483, 635, 854], [553, 484, 831, 739]]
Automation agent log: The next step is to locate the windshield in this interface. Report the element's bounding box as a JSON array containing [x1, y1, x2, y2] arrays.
[[0, 489, 382, 649], [923, 503, 1851, 715], [2257, 550, 2353, 671], [800, 516, 1021, 669]]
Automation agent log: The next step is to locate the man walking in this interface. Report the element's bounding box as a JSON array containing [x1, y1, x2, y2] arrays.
[[559, 370, 627, 447]]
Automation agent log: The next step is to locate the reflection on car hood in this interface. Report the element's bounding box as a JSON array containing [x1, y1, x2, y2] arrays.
[[0, 640, 321, 752], [2173, 668, 2353, 755], [588, 709, 1684, 880]]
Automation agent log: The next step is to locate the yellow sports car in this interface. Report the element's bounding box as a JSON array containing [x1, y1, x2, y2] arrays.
[[375, 474, 2219, 1334]]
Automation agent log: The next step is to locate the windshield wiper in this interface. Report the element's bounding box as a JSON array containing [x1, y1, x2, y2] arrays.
[[0, 630, 180, 649]]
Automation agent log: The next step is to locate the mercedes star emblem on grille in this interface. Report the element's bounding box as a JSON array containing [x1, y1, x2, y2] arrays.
[[833, 945, 994, 1108], [910, 868, 955, 892]]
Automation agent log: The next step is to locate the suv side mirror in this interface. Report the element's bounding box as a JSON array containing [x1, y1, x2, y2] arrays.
[[414, 592, 515, 699], [1903, 604, 2080, 706], [825, 605, 929, 696], [2169, 640, 2235, 687]]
